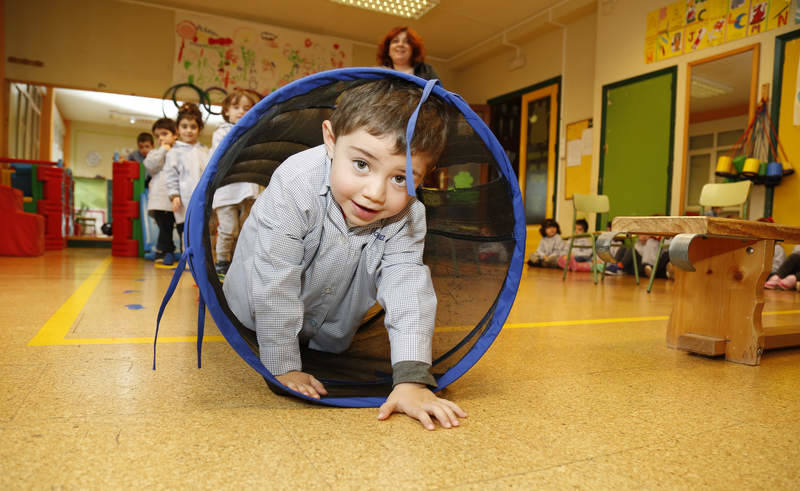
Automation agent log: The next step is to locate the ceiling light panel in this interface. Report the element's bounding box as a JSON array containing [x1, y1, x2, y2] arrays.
[[329, 0, 439, 19]]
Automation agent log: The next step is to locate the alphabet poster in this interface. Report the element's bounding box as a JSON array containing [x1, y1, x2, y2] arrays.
[[172, 12, 352, 95], [645, 0, 796, 63]]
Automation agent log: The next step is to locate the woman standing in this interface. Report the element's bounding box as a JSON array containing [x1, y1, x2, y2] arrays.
[[377, 27, 439, 81]]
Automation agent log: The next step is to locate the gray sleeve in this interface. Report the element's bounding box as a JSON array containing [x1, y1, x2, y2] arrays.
[[164, 150, 180, 199], [392, 360, 437, 387], [143, 147, 167, 175], [250, 172, 312, 375], [376, 202, 436, 368]]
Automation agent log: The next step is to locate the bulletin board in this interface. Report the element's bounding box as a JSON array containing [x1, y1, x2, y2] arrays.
[[564, 119, 593, 200]]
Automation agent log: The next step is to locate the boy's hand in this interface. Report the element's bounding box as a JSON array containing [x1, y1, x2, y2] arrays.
[[276, 371, 328, 399], [172, 196, 182, 212], [378, 383, 467, 430]]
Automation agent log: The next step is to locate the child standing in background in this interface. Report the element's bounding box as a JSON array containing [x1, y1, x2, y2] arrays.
[[211, 90, 261, 275], [143, 118, 178, 262], [127, 132, 153, 164], [165, 103, 210, 262], [527, 218, 567, 268]]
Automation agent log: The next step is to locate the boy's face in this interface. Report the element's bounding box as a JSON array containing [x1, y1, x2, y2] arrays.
[[322, 120, 430, 228], [154, 128, 176, 147], [178, 119, 199, 144], [137, 140, 153, 156], [226, 99, 253, 124], [575, 223, 587, 234]]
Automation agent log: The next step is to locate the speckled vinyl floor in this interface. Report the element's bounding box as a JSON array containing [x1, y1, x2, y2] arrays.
[[2, 248, 799, 489]]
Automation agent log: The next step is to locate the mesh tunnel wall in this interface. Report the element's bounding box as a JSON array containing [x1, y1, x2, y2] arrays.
[[172, 68, 526, 408]]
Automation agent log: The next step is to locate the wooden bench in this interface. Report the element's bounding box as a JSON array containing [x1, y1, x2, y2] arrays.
[[597, 216, 800, 365]]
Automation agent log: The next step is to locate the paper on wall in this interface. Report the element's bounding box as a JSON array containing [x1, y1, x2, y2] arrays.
[[567, 140, 582, 167], [581, 128, 593, 154], [795, 54, 800, 126]]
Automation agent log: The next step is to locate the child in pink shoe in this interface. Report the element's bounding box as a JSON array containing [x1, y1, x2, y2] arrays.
[[765, 244, 800, 290]]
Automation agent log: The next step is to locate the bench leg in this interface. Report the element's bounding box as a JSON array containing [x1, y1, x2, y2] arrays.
[[667, 236, 772, 365]]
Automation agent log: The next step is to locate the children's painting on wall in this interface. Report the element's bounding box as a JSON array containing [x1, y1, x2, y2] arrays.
[[644, 0, 797, 63], [172, 13, 352, 96]]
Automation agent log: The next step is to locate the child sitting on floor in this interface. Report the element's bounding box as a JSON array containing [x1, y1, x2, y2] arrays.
[[765, 244, 800, 291], [558, 218, 593, 272], [527, 218, 567, 268], [222, 79, 466, 430]]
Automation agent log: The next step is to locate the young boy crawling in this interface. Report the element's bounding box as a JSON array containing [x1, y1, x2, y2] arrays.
[[222, 79, 466, 430]]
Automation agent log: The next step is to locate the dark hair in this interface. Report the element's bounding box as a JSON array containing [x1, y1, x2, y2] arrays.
[[330, 78, 449, 165], [539, 218, 561, 237], [575, 218, 589, 232], [152, 117, 177, 135], [136, 132, 154, 145], [221, 90, 261, 123], [377, 26, 426, 68], [177, 102, 204, 130]]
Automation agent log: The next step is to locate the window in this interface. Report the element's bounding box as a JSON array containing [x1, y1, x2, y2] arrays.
[[8, 83, 45, 160]]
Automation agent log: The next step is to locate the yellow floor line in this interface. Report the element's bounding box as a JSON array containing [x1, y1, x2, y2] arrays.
[[28, 256, 113, 346], [29, 254, 800, 347]]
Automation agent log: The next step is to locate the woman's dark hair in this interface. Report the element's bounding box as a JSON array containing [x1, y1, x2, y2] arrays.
[[377, 26, 426, 68], [539, 218, 561, 237]]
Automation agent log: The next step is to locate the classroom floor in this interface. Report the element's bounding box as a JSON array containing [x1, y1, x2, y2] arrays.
[[2, 248, 800, 488]]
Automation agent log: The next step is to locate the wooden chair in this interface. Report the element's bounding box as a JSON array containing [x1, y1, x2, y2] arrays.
[[563, 194, 639, 285], [646, 180, 752, 293]]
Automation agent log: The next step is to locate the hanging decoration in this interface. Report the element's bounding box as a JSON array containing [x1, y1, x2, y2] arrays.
[[715, 100, 795, 184]]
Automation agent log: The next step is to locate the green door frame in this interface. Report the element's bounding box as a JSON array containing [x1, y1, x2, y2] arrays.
[[598, 66, 677, 228]]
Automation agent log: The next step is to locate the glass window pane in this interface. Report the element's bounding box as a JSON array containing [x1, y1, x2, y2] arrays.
[[687, 153, 711, 206], [689, 133, 714, 150], [718, 129, 744, 147]]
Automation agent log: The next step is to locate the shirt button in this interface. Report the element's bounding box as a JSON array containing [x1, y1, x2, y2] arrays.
[[310, 319, 317, 328]]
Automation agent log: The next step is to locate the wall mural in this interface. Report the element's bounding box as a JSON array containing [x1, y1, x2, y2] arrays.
[[644, 0, 796, 64], [173, 12, 352, 95]]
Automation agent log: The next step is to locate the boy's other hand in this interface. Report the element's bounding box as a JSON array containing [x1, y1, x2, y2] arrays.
[[378, 383, 467, 430], [172, 196, 182, 212], [276, 371, 328, 399]]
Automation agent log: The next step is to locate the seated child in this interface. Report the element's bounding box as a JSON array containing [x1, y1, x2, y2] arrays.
[[211, 90, 262, 275], [527, 218, 566, 268], [143, 118, 178, 261], [165, 103, 210, 262], [558, 218, 593, 272], [765, 244, 800, 290], [222, 79, 466, 430]]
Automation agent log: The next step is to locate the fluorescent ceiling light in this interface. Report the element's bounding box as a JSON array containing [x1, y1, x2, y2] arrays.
[[329, 0, 439, 19], [691, 75, 734, 99]]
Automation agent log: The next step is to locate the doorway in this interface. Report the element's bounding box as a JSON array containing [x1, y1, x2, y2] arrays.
[[600, 67, 676, 223], [682, 44, 759, 216], [488, 78, 560, 257]]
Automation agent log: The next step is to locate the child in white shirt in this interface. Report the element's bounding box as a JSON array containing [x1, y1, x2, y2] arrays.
[[164, 103, 210, 263], [211, 90, 261, 275], [527, 218, 566, 268]]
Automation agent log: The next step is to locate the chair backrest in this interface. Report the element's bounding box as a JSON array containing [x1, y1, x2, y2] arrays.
[[573, 194, 610, 214], [698, 181, 751, 217]]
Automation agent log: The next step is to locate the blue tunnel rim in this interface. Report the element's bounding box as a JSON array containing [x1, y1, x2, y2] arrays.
[[182, 67, 526, 408]]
